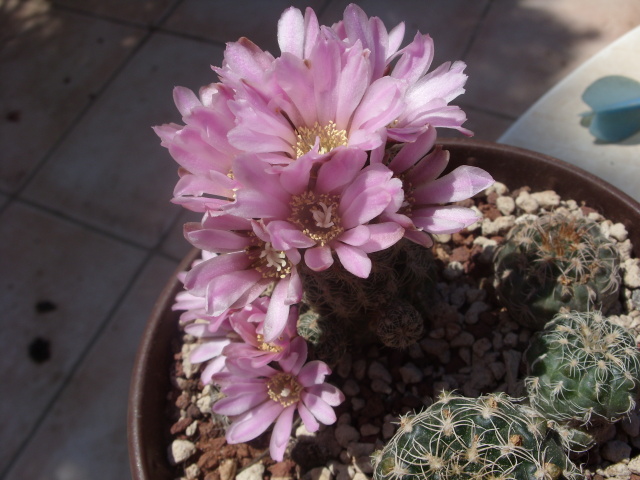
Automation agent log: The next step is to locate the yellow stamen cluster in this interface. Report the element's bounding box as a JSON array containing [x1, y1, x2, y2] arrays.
[[247, 241, 292, 279], [267, 372, 302, 407], [294, 121, 348, 158], [289, 191, 343, 246], [256, 334, 284, 353]]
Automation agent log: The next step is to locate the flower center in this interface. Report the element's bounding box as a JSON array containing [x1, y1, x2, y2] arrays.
[[289, 191, 343, 246], [247, 241, 292, 279], [294, 121, 348, 158], [256, 334, 284, 353], [267, 372, 302, 407]]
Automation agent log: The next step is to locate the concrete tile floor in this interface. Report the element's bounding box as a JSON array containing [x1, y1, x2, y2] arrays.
[[0, 1, 638, 478]]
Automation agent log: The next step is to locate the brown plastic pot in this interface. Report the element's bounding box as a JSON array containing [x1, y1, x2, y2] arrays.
[[127, 138, 640, 479]]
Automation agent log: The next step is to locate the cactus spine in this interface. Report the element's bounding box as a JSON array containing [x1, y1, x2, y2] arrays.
[[525, 310, 640, 426], [372, 392, 579, 480], [493, 214, 620, 329]]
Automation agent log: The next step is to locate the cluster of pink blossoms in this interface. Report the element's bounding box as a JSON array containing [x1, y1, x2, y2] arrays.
[[161, 4, 494, 461]]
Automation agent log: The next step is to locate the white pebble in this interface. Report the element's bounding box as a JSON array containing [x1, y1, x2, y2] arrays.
[[399, 363, 424, 384], [382, 421, 396, 440], [465, 301, 489, 324], [623, 258, 640, 288], [236, 462, 264, 480], [609, 223, 629, 242], [450, 331, 475, 348], [486, 182, 508, 195], [342, 378, 360, 396], [168, 439, 196, 465], [371, 379, 393, 394], [515, 191, 539, 213], [351, 397, 365, 411], [531, 190, 560, 208], [335, 424, 360, 448], [360, 424, 381, 437], [601, 439, 632, 463], [368, 361, 392, 383], [305, 466, 333, 480], [352, 359, 367, 380], [472, 337, 492, 357], [496, 196, 515, 215]]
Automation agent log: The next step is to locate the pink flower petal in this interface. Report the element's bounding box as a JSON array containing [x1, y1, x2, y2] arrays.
[[305, 384, 345, 407], [304, 246, 334, 272], [263, 279, 293, 342], [412, 206, 481, 234], [173, 86, 201, 117], [277, 7, 305, 57], [205, 269, 263, 316], [221, 37, 276, 86], [391, 33, 434, 84], [403, 229, 434, 248], [267, 221, 315, 251], [201, 356, 227, 384], [337, 225, 370, 247], [349, 76, 406, 136], [406, 145, 450, 185], [334, 243, 371, 278], [213, 390, 270, 416], [184, 227, 252, 253], [279, 337, 308, 375], [315, 148, 367, 194], [340, 188, 391, 230], [301, 391, 337, 425], [334, 41, 370, 130], [358, 222, 405, 253], [269, 405, 296, 461], [225, 401, 283, 444], [298, 403, 320, 432], [298, 360, 332, 387], [413, 166, 494, 204], [191, 339, 231, 363], [184, 252, 253, 295], [388, 127, 437, 174]]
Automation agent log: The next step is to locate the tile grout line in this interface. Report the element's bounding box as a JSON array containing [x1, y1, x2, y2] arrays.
[[459, 0, 494, 62], [0, 2, 192, 479], [0, 184, 187, 480], [0, 0, 191, 219]]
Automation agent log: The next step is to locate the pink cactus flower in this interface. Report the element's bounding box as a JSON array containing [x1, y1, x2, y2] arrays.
[[153, 84, 242, 212], [282, 4, 472, 141], [223, 297, 300, 368], [377, 127, 494, 247], [183, 214, 302, 341], [223, 150, 405, 278], [212, 337, 344, 461]]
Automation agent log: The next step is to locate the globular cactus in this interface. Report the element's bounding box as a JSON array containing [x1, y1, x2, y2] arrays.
[[372, 392, 579, 480], [299, 240, 435, 353], [493, 213, 621, 329], [373, 299, 424, 349], [525, 310, 640, 427], [296, 308, 348, 367]]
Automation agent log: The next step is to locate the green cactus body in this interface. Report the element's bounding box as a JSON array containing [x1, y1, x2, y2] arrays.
[[299, 239, 436, 353], [493, 214, 620, 329], [296, 308, 349, 367], [525, 311, 640, 426], [372, 392, 579, 480]]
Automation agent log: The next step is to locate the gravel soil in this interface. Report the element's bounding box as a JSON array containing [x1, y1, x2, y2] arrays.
[[166, 182, 640, 480]]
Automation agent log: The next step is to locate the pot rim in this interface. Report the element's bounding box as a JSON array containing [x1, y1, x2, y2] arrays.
[[127, 137, 640, 479]]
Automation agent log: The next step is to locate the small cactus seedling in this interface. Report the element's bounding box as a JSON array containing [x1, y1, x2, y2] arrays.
[[372, 392, 579, 480], [296, 308, 349, 367], [373, 299, 424, 349], [525, 311, 640, 426], [493, 213, 620, 329]]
